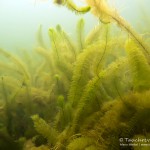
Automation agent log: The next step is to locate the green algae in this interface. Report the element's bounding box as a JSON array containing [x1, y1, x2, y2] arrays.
[[0, 1, 150, 150]]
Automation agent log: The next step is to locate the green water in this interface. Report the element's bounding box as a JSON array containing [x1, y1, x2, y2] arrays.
[[0, 0, 150, 150]]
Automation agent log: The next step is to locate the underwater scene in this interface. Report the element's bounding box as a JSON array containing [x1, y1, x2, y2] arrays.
[[0, 0, 150, 149]]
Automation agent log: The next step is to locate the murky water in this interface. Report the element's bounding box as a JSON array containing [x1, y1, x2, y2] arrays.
[[0, 0, 150, 150]]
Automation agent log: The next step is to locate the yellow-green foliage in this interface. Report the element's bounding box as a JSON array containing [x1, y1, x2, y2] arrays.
[[125, 39, 150, 91], [68, 43, 107, 107], [85, 24, 102, 46], [76, 18, 85, 50], [82, 90, 150, 149], [86, 0, 114, 23], [0, 49, 30, 80], [0, 3, 150, 149], [36, 25, 47, 49], [133, 134, 150, 150], [31, 115, 58, 146], [70, 57, 128, 133], [54, 0, 90, 14], [24, 140, 49, 150], [67, 137, 96, 150], [56, 0, 150, 58]]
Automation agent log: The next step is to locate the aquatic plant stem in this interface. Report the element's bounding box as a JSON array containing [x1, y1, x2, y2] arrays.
[[96, 25, 108, 77], [86, 0, 150, 57], [62, 0, 150, 59], [55, 0, 150, 61], [87, 0, 150, 58], [110, 14, 150, 58]]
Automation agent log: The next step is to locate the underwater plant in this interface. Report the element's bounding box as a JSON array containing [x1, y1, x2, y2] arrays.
[[30, 20, 150, 149], [54, 0, 150, 59], [0, 1, 150, 150], [53, 0, 91, 14]]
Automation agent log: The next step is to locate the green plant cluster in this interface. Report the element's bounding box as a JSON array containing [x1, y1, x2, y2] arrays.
[[0, 1, 150, 150]]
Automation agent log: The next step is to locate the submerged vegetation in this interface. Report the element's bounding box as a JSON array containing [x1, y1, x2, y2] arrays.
[[0, 0, 150, 149]]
